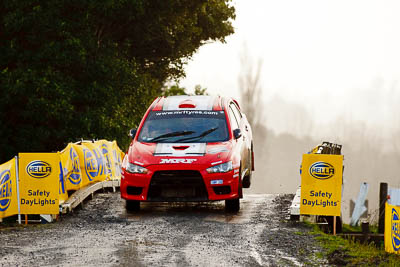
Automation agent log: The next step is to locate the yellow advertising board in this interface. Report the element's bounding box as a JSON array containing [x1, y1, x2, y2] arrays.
[[0, 158, 18, 219], [300, 154, 343, 216], [385, 202, 400, 254], [18, 153, 59, 214]]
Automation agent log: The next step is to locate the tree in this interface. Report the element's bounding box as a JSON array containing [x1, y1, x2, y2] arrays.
[[194, 85, 208, 96], [238, 46, 264, 130], [162, 84, 208, 96], [0, 0, 235, 162], [162, 84, 187, 97]]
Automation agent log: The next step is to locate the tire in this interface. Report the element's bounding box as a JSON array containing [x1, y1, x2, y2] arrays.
[[242, 173, 251, 188], [225, 198, 240, 212], [242, 147, 253, 188], [251, 145, 255, 171], [126, 200, 140, 212]]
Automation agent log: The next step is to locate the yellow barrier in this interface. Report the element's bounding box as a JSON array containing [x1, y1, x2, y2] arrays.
[[0, 140, 124, 220], [74, 142, 107, 185], [0, 158, 19, 219], [110, 140, 124, 180], [59, 140, 124, 187], [385, 202, 400, 254], [59, 143, 81, 201]]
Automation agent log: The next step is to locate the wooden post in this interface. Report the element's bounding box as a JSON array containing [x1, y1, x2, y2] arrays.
[[333, 216, 337, 235], [361, 222, 370, 243], [25, 214, 28, 225], [378, 182, 388, 234]]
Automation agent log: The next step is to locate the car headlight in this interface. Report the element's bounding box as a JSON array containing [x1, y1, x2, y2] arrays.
[[206, 161, 233, 173], [125, 162, 148, 174]]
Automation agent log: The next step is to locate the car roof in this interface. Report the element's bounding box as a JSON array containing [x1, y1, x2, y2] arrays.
[[151, 95, 226, 111]]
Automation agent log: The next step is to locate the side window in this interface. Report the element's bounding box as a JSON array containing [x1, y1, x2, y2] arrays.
[[231, 103, 242, 123], [229, 106, 240, 130]]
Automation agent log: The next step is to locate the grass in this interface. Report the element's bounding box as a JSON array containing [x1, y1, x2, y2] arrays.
[[308, 223, 400, 266], [294, 231, 307, 236]]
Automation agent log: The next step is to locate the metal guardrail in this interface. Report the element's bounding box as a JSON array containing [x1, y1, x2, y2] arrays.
[[310, 141, 342, 155], [61, 180, 120, 214]]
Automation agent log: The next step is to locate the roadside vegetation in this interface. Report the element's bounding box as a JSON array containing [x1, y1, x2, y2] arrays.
[[308, 223, 400, 266], [0, 0, 235, 163]]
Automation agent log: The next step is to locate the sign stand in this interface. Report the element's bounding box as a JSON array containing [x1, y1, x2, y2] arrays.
[[15, 156, 21, 225], [333, 216, 337, 235]]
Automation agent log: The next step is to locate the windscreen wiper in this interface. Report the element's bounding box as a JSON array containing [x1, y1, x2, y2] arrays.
[[175, 127, 218, 142], [149, 130, 195, 142]]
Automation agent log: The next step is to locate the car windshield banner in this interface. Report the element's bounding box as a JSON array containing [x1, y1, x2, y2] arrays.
[[300, 154, 343, 216], [148, 110, 226, 120]]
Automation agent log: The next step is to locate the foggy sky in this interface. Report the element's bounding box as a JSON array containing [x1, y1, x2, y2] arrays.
[[181, 0, 400, 139]]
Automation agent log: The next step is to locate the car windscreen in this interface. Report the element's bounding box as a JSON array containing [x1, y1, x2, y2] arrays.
[[138, 110, 229, 143]]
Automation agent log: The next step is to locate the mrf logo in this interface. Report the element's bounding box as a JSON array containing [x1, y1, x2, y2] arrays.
[[0, 170, 12, 211], [26, 161, 52, 179], [160, 158, 197, 164], [392, 208, 400, 251], [309, 161, 335, 180], [68, 148, 81, 184]]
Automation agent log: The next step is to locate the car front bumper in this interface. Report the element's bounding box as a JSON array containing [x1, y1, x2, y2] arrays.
[[120, 166, 240, 202]]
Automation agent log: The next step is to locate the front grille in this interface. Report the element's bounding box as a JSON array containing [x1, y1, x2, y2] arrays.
[[147, 170, 208, 201]]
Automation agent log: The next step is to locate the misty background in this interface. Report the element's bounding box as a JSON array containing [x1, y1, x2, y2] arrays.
[[181, 0, 400, 223]]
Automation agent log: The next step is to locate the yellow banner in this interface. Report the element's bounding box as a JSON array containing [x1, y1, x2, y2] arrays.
[[0, 158, 18, 218], [18, 153, 59, 214], [110, 140, 124, 180], [95, 140, 113, 181], [300, 154, 343, 216], [59, 141, 123, 194], [385, 202, 400, 254], [60, 143, 82, 192], [74, 142, 107, 185], [57, 153, 69, 204]]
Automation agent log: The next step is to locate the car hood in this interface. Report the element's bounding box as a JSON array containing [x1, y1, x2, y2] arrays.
[[127, 142, 233, 167]]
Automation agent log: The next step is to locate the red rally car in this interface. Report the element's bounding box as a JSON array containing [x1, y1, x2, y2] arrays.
[[120, 95, 254, 212]]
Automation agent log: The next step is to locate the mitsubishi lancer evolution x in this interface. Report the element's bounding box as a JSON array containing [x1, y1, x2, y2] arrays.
[[121, 95, 254, 212]]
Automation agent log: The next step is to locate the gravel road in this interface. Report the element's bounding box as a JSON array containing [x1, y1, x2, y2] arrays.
[[0, 192, 327, 266]]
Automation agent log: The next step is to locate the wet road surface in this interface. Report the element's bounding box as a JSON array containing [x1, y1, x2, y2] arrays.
[[0, 193, 325, 266]]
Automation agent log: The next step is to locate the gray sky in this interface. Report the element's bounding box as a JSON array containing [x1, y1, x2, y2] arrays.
[[180, 0, 400, 139]]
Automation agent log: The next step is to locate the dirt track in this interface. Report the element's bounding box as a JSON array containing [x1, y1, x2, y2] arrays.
[[0, 193, 326, 266]]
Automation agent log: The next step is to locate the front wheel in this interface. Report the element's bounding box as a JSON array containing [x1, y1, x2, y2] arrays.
[[126, 200, 140, 212], [242, 173, 251, 188], [225, 198, 240, 212]]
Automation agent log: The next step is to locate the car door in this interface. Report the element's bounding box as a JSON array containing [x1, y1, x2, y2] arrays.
[[231, 102, 253, 172], [228, 102, 249, 175]]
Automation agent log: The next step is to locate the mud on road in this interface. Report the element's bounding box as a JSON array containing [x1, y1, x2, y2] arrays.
[[0, 193, 326, 266]]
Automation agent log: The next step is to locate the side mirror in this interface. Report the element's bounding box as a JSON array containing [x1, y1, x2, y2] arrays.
[[129, 128, 137, 139], [233, 128, 242, 139]]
